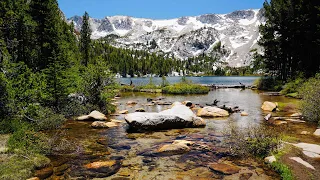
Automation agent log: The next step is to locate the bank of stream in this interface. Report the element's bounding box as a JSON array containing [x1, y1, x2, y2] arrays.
[[44, 89, 320, 180]]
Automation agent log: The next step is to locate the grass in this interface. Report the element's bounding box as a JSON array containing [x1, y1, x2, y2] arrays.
[[271, 161, 294, 180], [118, 77, 210, 94], [223, 124, 283, 158], [0, 154, 50, 180], [162, 83, 210, 94]]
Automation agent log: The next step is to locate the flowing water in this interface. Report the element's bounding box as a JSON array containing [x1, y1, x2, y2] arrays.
[[46, 81, 320, 180]]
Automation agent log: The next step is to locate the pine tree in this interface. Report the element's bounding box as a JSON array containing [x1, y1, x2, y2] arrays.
[[80, 11, 91, 67]]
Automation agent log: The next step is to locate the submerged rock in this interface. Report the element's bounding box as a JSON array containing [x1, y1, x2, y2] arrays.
[[77, 111, 108, 121], [118, 110, 129, 114], [300, 131, 311, 135], [208, 163, 241, 175], [261, 101, 277, 111], [125, 102, 205, 131], [126, 101, 137, 105], [197, 106, 229, 117], [91, 121, 119, 129], [241, 111, 249, 116], [34, 166, 53, 180], [135, 108, 146, 112], [84, 160, 121, 178], [157, 143, 190, 155]]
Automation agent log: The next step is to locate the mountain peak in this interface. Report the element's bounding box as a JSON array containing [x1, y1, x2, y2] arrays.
[[68, 8, 263, 67]]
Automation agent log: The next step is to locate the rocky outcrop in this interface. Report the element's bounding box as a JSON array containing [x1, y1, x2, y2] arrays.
[[197, 106, 229, 117], [289, 157, 315, 170], [125, 102, 205, 131], [294, 143, 320, 158], [77, 111, 108, 121], [261, 101, 277, 111]]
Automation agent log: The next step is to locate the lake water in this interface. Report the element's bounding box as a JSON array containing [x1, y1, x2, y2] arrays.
[[118, 76, 260, 86]]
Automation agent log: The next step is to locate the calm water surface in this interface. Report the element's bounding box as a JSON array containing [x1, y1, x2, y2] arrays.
[[118, 76, 260, 86]]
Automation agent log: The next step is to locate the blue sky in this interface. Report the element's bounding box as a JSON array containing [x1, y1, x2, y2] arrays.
[[58, 0, 265, 19]]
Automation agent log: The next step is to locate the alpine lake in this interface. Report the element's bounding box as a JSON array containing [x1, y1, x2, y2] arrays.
[[44, 77, 320, 180]]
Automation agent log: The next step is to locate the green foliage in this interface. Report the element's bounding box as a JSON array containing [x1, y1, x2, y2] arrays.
[[254, 77, 283, 91], [162, 83, 210, 94], [0, 154, 50, 180], [23, 104, 65, 131], [161, 76, 169, 87], [224, 124, 282, 158], [280, 76, 305, 97], [271, 162, 294, 180], [82, 58, 116, 113], [259, 0, 320, 80], [80, 11, 91, 66], [7, 123, 50, 155], [299, 74, 320, 123]]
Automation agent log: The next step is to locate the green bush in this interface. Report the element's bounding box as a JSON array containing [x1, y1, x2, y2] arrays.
[[23, 104, 65, 131], [271, 162, 294, 180], [223, 124, 282, 158], [299, 74, 320, 124], [254, 77, 283, 91], [280, 76, 305, 97], [162, 83, 210, 94], [0, 154, 50, 180], [7, 124, 51, 155]]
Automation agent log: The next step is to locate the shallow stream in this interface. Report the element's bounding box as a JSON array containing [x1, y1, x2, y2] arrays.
[[47, 89, 319, 180]]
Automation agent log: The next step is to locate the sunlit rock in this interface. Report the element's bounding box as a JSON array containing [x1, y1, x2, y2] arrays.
[[208, 163, 241, 175], [241, 111, 249, 116], [313, 129, 320, 136], [125, 103, 205, 131], [197, 106, 229, 117], [77, 110, 108, 121], [261, 101, 277, 111], [264, 156, 276, 164]]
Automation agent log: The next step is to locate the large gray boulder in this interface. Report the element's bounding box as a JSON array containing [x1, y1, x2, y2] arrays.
[[124, 102, 205, 131]]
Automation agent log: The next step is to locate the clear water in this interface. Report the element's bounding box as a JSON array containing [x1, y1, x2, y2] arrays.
[[118, 76, 260, 86], [48, 81, 320, 180]]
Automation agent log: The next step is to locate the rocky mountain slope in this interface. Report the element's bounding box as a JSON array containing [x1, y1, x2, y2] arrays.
[[69, 9, 265, 67]]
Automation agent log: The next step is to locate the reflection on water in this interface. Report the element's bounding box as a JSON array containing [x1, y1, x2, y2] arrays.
[[118, 76, 260, 86], [48, 89, 318, 179]]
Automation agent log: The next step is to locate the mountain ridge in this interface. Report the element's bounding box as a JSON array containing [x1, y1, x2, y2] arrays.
[[68, 9, 265, 67]]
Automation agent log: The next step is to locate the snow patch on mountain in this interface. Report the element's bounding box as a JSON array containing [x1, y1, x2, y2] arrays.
[[68, 9, 265, 67]]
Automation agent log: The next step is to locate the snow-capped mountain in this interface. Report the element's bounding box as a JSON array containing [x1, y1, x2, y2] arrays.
[[68, 9, 265, 67]]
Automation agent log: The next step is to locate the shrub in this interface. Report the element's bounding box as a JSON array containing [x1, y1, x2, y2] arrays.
[[280, 76, 305, 97], [299, 74, 320, 123], [7, 124, 51, 155], [162, 83, 210, 94], [271, 162, 294, 180], [23, 104, 65, 131], [0, 154, 50, 180], [223, 124, 282, 158], [254, 77, 283, 91]]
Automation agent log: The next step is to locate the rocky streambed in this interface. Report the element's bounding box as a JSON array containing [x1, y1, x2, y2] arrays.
[[38, 89, 320, 180]]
